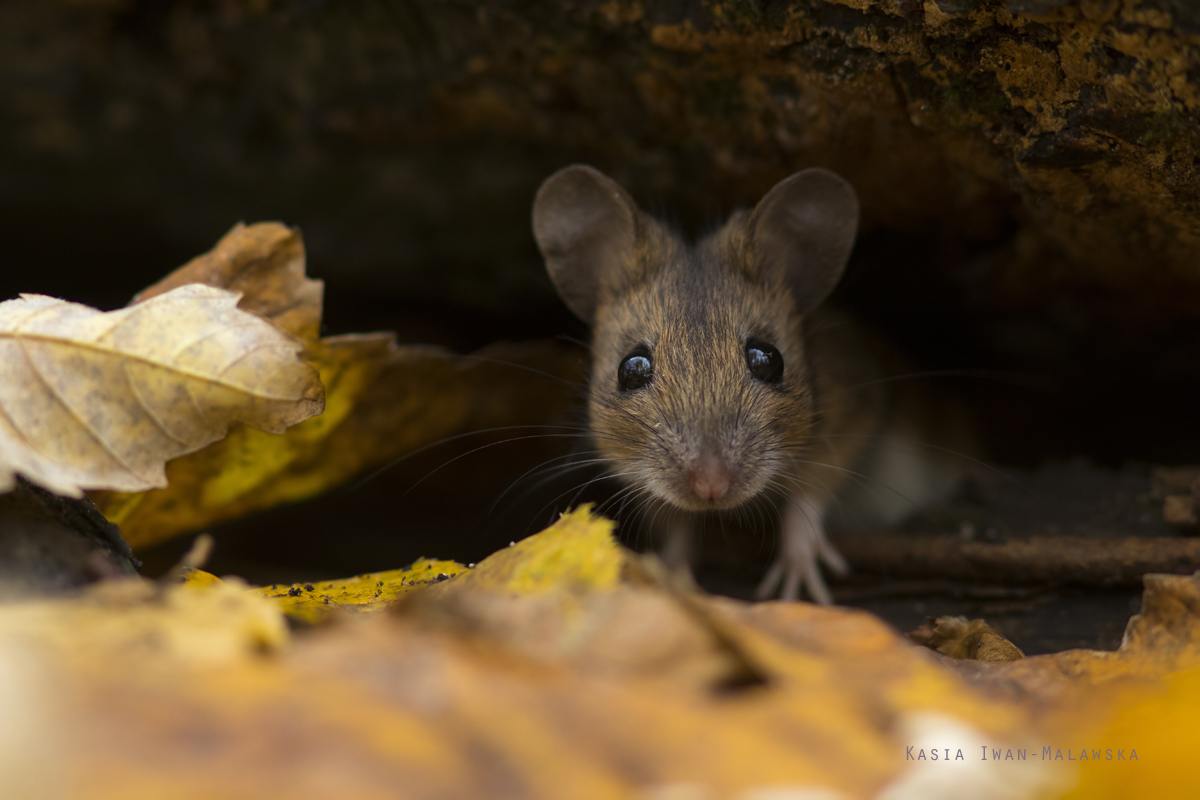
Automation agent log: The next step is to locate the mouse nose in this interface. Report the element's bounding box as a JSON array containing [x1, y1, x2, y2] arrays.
[[688, 453, 731, 501]]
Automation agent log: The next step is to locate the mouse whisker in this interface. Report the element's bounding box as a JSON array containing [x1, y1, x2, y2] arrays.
[[528, 468, 642, 525], [778, 454, 956, 530], [487, 451, 616, 514], [794, 433, 1027, 493], [395, 432, 625, 500], [450, 352, 589, 392], [351, 424, 625, 490]]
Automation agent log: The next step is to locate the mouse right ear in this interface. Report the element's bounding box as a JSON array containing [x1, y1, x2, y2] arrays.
[[532, 165, 638, 324]]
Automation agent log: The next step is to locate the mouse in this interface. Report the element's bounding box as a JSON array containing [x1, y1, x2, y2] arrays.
[[531, 165, 971, 603]]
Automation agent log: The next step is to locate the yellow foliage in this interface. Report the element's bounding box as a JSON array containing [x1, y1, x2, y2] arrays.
[[1061, 666, 1200, 800], [256, 558, 467, 624], [436, 505, 622, 595], [180, 567, 223, 588], [244, 507, 617, 624], [2, 510, 1200, 796]]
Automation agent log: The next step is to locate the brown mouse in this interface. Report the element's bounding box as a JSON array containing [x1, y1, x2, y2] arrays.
[[532, 165, 970, 603]]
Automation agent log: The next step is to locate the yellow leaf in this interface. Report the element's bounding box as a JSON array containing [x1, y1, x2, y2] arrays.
[[250, 507, 618, 624], [0, 576, 287, 663], [12, 513, 1200, 797], [436, 504, 622, 595], [180, 568, 223, 588], [1058, 665, 1200, 799], [255, 558, 467, 624], [0, 284, 324, 497]]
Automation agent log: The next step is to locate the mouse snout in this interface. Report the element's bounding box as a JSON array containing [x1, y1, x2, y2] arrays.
[[687, 452, 732, 501]]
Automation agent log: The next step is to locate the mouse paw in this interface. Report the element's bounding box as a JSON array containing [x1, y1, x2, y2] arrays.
[[755, 499, 847, 604], [660, 516, 694, 572]]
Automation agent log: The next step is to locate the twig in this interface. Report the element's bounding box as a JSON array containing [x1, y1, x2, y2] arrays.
[[838, 533, 1200, 587]]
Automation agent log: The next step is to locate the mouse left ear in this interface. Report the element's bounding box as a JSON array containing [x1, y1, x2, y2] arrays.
[[747, 168, 859, 314]]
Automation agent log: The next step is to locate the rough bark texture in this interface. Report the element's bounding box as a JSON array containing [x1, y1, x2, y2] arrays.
[[4, 0, 1197, 301]]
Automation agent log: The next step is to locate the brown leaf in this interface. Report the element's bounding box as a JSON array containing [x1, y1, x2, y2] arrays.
[[913, 615, 1025, 663], [0, 285, 324, 498], [131, 222, 323, 340]]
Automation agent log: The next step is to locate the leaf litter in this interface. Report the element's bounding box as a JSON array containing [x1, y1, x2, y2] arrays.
[[0, 222, 1196, 797], [2, 507, 1198, 797], [91, 222, 583, 549]]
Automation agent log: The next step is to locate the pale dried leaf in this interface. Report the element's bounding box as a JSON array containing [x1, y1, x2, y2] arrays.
[[131, 222, 323, 340], [0, 284, 324, 497]]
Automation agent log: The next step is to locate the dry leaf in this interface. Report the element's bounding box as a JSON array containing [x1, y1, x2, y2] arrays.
[[911, 616, 1026, 663], [0, 284, 324, 498], [425, 505, 623, 596], [10, 511, 1200, 797], [241, 507, 617, 624], [131, 222, 323, 340], [254, 558, 468, 624], [92, 223, 584, 550]]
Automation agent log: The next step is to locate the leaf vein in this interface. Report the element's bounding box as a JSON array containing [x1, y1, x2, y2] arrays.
[[15, 338, 147, 483], [0, 331, 306, 402]]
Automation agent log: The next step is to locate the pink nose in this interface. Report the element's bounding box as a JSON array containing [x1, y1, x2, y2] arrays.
[[688, 455, 731, 501]]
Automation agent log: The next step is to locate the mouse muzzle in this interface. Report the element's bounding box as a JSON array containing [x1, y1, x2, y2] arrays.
[[687, 451, 732, 502]]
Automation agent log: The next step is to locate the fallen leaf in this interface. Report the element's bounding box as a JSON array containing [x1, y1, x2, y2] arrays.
[[131, 222, 323, 340], [180, 567, 222, 589], [0, 284, 324, 497], [255, 558, 468, 624], [92, 224, 584, 550], [911, 616, 1026, 663], [0, 574, 287, 663], [247, 507, 617, 624], [95, 336, 582, 550], [429, 505, 622, 596], [8, 511, 1200, 797], [1059, 663, 1200, 799]]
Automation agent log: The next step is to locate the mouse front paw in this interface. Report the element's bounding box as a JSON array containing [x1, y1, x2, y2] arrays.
[[754, 499, 848, 604]]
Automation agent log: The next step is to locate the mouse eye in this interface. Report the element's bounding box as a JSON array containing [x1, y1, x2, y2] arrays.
[[745, 339, 783, 384], [617, 347, 653, 392]]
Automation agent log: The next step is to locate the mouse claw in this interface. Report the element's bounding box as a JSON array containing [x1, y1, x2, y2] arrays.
[[755, 498, 847, 605]]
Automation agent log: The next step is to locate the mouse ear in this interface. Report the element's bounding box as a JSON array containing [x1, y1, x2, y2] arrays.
[[532, 165, 638, 324], [747, 168, 859, 314]]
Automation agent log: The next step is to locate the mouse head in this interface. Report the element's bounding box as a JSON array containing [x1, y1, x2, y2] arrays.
[[532, 165, 859, 512]]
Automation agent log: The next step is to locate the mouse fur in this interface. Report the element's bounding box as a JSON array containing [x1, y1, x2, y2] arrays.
[[532, 165, 970, 603]]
